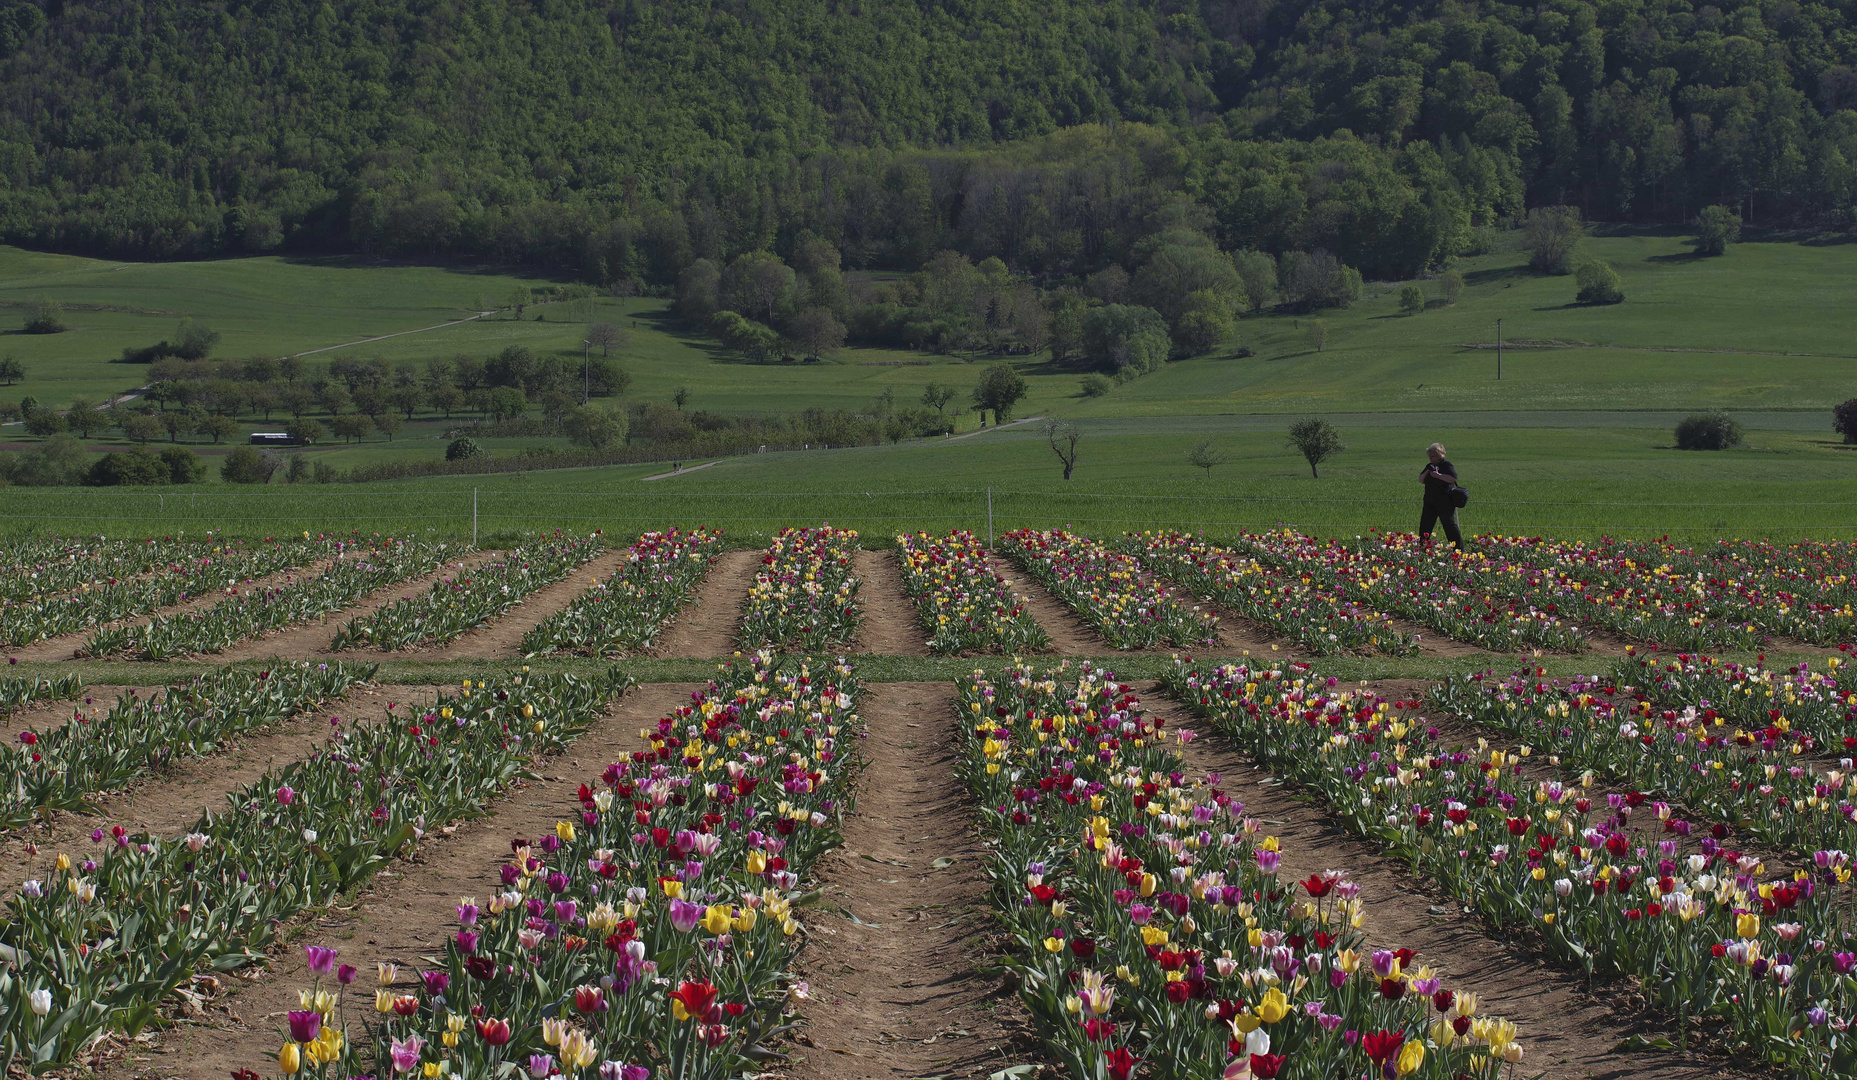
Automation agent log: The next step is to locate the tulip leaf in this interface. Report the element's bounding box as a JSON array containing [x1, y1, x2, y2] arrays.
[[930, 856, 958, 868], [988, 1067, 1040, 1080], [1611, 1035, 1677, 1052]]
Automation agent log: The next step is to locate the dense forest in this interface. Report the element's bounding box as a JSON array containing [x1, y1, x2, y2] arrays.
[[0, 0, 1853, 285]]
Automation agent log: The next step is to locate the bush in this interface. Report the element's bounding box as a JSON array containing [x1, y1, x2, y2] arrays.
[[1575, 261, 1624, 304], [446, 437, 486, 461], [86, 446, 171, 486], [1399, 284, 1426, 315], [1674, 411, 1743, 450], [220, 444, 276, 483], [1695, 205, 1741, 256], [160, 446, 208, 484], [21, 296, 65, 334], [1079, 374, 1112, 397]]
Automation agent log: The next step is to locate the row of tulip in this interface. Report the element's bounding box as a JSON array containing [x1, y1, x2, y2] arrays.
[[1, 668, 629, 1070], [894, 530, 1050, 654], [523, 529, 725, 657], [330, 533, 605, 651], [0, 536, 184, 604], [1351, 533, 1754, 652], [1428, 663, 1857, 863], [954, 662, 1522, 1080], [1496, 535, 1857, 648], [1234, 531, 1584, 653], [82, 539, 458, 660], [0, 674, 81, 719], [1128, 531, 1417, 656], [2, 662, 372, 828], [264, 651, 857, 1080], [1159, 659, 1857, 1075], [1607, 650, 1856, 742], [1000, 529, 1217, 650], [737, 525, 860, 650], [0, 537, 324, 648]]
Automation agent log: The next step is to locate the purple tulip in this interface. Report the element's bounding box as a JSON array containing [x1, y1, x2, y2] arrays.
[[455, 931, 479, 955], [337, 964, 358, 986], [277, 785, 296, 806], [421, 970, 449, 996], [305, 945, 338, 976], [668, 898, 703, 932], [287, 1010, 322, 1042]]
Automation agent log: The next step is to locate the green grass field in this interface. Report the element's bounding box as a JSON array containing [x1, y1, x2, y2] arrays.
[[0, 228, 1851, 542]]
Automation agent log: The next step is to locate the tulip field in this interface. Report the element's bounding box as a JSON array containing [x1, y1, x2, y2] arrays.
[[6, 524, 1857, 1080]]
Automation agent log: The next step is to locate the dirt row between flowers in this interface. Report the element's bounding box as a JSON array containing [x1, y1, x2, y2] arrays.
[[0, 685, 436, 897], [4, 557, 338, 664], [96, 683, 698, 1080], [787, 681, 1033, 1079], [391, 548, 631, 661], [849, 550, 931, 657], [650, 547, 762, 658], [0, 683, 139, 742], [1139, 681, 1735, 1080], [201, 550, 499, 663]]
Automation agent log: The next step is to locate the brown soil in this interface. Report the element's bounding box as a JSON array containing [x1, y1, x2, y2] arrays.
[[2, 684, 144, 742], [652, 548, 761, 658], [426, 548, 629, 660], [985, 555, 1103, 654], [849, 550, 930, 657], [1139, 683, 1735, 1080], [788, 682, 1029, 1079], [5, 559, 333, 663], [1387, 616, 1492, 658], [211, 551, 495, 663], [101, 683, 692, 1080], [0, 685, 435, 896]]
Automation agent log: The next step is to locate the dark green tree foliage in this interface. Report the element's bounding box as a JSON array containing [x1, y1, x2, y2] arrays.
[[86, 446, 170, 486], [1835, 398, 1857, 444], [1575, 260, 1625, 304], [1696, 205, 1743, 255], [972, 363, 1027, 424], [0, 0, 1852, 279], [1675, 411, 1744, 450]]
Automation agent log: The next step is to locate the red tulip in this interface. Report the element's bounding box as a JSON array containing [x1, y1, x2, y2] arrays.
[[1361, 1030, 1404, 1064], [669, 980, 720, 1023], [1250, 1054, 1287, 1079], [1105, 1047, 1139, 1080], [1301, 874, 1333, 898], [474, 1017, 512, 1046]]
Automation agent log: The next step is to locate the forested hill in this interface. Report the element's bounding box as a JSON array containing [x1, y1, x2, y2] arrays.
[[0, 0, 1853, 283]]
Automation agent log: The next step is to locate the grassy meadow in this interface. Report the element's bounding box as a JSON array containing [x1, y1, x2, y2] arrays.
[[0, 229, 1851, 541]]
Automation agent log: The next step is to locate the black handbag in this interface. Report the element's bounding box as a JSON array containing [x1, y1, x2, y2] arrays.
[[1449, 484, 1469, 509]]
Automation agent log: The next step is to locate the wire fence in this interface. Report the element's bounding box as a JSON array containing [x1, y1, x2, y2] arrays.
[[2, 487, 1853, 543]]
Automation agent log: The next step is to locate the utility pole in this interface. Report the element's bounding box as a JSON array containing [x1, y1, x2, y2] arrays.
[[581, 340, 591, 404], [1495, 318, 1503, 381]]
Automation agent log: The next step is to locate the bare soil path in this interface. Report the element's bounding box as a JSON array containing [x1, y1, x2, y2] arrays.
[[104, 683, 692, 1080], [789, 682, 1028, 1079], [1138, 682, 1734, 1080], [426, 548, 628, 660], [850, 550, 930, 657], [212, 551, 494, 663], [0, 685, 434, 895], [653, 548, 760, 658], [984, 555, 1102, 654], [6, 559, 332, 663]]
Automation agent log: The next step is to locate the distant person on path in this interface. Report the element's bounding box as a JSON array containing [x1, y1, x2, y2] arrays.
[[1419, 442, 1464, 550]]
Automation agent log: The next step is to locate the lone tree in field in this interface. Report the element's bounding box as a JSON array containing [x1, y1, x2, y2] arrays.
[[1187, 438, 1228, 476], [1045, 418, 1081, 481], [1674, 411, 1743, 450], [1575, 261, 1625, 305], [0, 356, 22, 384], [1438, 268, 1464, 306], [1305, 319, 1328, 352], [920, 382, 956, 414], [1399, 284, 1426, 315], [585, 321, 626, 358], [1287, 417, 1345, 478], [1522, 205, 1584, 274], [973, 363, 1027, 425], [1696, 205, 1742, 256], [22, 295, 65, 334], [786, 306, 847, 360], [1832, 398, 1857, 443]]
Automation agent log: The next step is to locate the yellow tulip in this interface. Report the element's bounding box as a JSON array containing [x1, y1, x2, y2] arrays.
[[1257, 987, 1289, 1024], [703, 905, 732, 935], [1738, 912, 1760, 939], [745, 850, 767, 875], [278, 1043, 301, 1076], [1397, 1039, 1425, 1075], [556, 821, 576, 843]]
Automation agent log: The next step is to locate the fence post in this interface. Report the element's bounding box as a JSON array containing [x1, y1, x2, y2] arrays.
[[986, 487, 993, 549], [472, 488, 478, 547]]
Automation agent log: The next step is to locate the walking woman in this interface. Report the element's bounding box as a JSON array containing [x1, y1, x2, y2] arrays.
[[1419, 442, 1464, 550]]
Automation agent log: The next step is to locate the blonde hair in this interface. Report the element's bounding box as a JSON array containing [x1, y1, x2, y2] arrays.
[[1426, 442, 1446, 456]]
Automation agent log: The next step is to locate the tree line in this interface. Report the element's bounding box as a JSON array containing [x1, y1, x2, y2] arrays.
[[0, 0, 1848, 283]]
